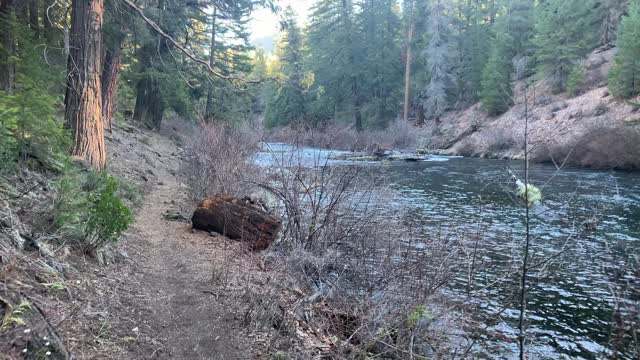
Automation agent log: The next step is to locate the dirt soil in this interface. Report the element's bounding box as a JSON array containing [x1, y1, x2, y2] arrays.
[[1, 125, 305, 360]]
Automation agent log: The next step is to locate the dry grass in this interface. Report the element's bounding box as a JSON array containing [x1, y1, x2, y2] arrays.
[[267, 121, 418, 152], [533, 126, 640, 170]]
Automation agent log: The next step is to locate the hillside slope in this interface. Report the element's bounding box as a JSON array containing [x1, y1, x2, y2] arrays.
[[423, 48, 640, 170]]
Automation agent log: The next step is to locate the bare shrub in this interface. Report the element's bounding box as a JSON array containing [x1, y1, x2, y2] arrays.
[[254, 148, 471, 358], [183, 124, 262, 199], [532, 126, 640, 170], [592, 102, 609, 117], [456, 140, 478, 157], [485, 128, 516, 154], [550, 101, 569, 113], [267, 121, 417, 152]]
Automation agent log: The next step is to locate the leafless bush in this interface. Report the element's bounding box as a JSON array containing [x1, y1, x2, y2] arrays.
[[550, 101, 569, 113], [592, 102, 609, 117], [456, 139, 479, 157], [183, 124, 262, 199], [253, 148, 471, 358], [486, 128, 516, 154], [267, 122, 417, 152], [532, 126, 640, 170]]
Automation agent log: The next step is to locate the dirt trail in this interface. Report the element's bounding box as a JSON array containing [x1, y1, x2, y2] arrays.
[[111, 134, 253, 360]]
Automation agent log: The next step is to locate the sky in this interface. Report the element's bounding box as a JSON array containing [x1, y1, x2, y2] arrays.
[[249, 0, 316, 48]]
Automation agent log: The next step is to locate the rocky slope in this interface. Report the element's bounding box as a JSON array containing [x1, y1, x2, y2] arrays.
[[422, 48, 640, 170]]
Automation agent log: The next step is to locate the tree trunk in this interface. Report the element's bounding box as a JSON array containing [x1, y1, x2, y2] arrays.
[[16, 0, 27, 23], [416, 103, 425, 126], [42, 0, 53, 43], [133, 76, 163, 129], [101, 47, 121, 131], [192, 194, 282, 251], [354, 90, 363, 131], [28, 0, 38, 36], [204, 6, 216, 122], [403, 0, 414, 124], [0, 0, 15, 92], [64, 0, 105, 170]]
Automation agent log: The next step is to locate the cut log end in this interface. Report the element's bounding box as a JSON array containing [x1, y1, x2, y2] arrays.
[[192, 194, 281, 251]]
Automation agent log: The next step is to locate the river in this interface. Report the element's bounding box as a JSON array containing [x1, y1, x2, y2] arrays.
[[257, 143, 640, 359]]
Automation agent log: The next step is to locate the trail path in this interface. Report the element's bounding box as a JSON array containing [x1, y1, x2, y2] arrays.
[[110, 134, 253, 360]]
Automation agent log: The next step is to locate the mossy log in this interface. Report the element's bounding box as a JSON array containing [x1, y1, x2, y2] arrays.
[[191, 194, 281, 251]]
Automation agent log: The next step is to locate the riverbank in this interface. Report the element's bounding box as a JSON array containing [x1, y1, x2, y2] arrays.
[[420, 48, 640, 170]]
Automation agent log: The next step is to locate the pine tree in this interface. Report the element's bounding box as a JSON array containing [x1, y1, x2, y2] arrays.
[[597, 0, 630, 46], [609, 0, 640, 98], [456, 0, 494, 105], [481, 33, 513, 115], [421, 0, 456, 124], [534, 0, 596, 93], [265, 7, 308, 128], [479, 0, 534, 115], [64, 0, 105, 169], [358, 0, 402, 127], [506, 0, 535, 61]]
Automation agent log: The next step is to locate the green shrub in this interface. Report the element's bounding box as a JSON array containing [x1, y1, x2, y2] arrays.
[[85, 176, 133, 252], [55, 166, 133, 254], [567, 64, 586, 96]]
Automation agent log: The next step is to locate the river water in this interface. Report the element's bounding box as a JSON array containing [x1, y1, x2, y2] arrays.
[[257, 144, 640, 359]]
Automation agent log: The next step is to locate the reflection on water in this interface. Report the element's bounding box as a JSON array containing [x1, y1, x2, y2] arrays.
[[257, 144, 640, 359]]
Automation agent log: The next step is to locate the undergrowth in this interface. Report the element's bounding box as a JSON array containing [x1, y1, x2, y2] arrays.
[[54, 164, 133, 253]]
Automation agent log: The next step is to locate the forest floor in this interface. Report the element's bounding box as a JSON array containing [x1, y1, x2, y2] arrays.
[[1, 124, 298, 360]]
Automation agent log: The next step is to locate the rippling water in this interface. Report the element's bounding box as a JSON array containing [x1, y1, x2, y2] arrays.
[[257, 143, 640, 359]]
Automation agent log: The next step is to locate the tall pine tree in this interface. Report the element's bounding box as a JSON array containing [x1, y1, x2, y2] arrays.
[[480, 23, 513, 115], [265, 7, 308, 128], [609, 0, 640, 98], [534, 0, 596, 93], [420, 0, 456, 125]]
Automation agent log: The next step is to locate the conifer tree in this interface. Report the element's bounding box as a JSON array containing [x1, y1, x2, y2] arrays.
[[421, 0, 455, 124], [480, 32, 513, 115], [609, 0, 640, 98], [265, 7, 308, 128], [534, 0, 596, 93]]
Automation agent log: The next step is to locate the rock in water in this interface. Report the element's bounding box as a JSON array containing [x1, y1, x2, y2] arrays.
[[191, 194, 282, 251]]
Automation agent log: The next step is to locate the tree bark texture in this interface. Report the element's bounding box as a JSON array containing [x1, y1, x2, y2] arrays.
[[64, 0, 105, 169], [101, 46, 121, 131], [192, 194, 282, 251]]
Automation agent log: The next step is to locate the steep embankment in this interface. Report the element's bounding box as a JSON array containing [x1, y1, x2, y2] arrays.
[[423, 48, 640, 169]]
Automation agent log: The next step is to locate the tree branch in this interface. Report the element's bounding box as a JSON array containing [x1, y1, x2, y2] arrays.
[[121, 0, 259, 84]]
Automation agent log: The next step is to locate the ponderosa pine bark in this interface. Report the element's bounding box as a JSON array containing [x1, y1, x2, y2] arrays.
[[64, 0, 105, 169], [102, 46, 121, 131]]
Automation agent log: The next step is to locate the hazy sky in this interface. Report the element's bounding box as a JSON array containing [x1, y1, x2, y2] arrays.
[[249, 0, 316, 41]]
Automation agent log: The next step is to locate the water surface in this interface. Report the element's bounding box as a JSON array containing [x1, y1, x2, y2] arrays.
[[258, 143, 640, 359]]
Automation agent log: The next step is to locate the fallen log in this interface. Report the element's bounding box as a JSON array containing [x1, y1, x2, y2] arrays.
[[191, 194, 281, 251]]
